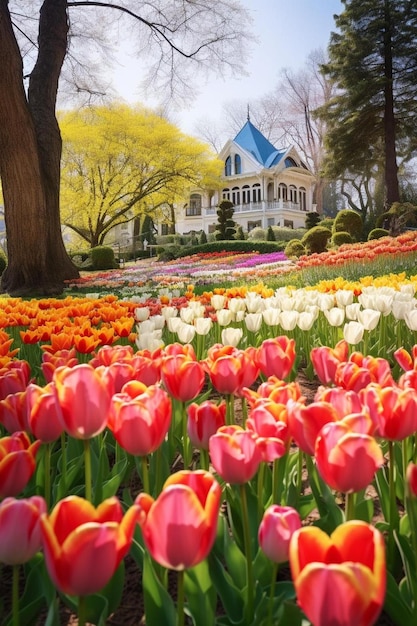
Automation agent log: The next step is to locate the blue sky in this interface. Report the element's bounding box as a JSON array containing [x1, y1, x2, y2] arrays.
[[113, 0, 343, 134]]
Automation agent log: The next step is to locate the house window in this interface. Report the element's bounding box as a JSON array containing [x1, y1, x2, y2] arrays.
[[242, 185, 250, 203], [285, 157, 298, 168], [186, 193, 202, 216], [225, 156, 232, 176], [208, 224, 217, 233], [248, 220, 261, 231], [232, 186, 240, 205], [278, 183, 287, 201], [299, 187, 307, 211], [252, 183, 261, 202], [161, 223, 169, 235], [267, 218, 275, 226], [284, 220, 294, 228], [222, 188, 230, 201], [289, 185, 297, 203], [234, 154, 242, 174]]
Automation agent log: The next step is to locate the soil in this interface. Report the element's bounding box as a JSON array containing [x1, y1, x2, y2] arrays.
[[0, 373, 397, 625]]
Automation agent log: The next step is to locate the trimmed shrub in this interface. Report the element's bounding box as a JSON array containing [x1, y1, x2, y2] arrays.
[[301, 226, 332, 254], [333, 209, 363, 239], [199, 231, 208, 245], [284, 239, 305, 258], [331, 231, 353, 247], [247, 227, 266, 240], [267, 225, 275, 241], [90, 246, 116, 270], [272, 227, 306, 242], [368, 228, 390, 240]]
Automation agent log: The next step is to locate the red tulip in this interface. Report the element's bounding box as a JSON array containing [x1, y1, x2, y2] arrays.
[[41, 349, 78, 383], [160, 354, 205, 402], [315, 420, 384, 493], [108, 382, 171, 456], [0, 496, 46, 564], [360, 384, 417, 441], [406, 462, 417, 497], [40, 495, 140, 597], [53, 363, 112, 439], [287, 400, 338, 456], [394, 345, 417, 372], [289, 521, 386, 626], [246, 399, 288, 462], [136, 470, 221, 570], [0, 390, 29, 434], [26, 383, 64, 443], [259, 505, 301, 564], [0, 432, 41, 498], [310, 339, 349, 385], [187, 400, 226, 449], [0, 360, 31, 400], [255, 336, 296, 380], [203, 344, 258, 395], [209, 425, 263, 484]]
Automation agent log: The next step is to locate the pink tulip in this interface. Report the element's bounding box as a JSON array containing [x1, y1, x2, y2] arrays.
[[26, 382, 64, 443], [259, 505, 301, 564], [255, 336, 296, 380], [53, 363, 112, 439], [287, 400, 338, 456], [310, 340, 348, 385], [0, 496, 46, 564], [0, 360, 31, 400], [209, 425, 263, 484], [187, 400, 226, 449], [0, 390, 29, 433], [0, 432, 41, 498], [136, 470, 221, 570], [160, 354, 205, 402]]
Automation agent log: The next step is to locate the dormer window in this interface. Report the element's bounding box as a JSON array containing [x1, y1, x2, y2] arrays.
[[234, 154, 241, 174], [285, 157, 298, 168], [225, 156, 232, 176]]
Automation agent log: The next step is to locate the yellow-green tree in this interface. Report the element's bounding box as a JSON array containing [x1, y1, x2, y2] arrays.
[[60, 104, 222, 248]]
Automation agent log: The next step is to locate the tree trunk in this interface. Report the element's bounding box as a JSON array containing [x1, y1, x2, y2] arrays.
[[0, 0, 78, 296], [383, 0, 400, 209]]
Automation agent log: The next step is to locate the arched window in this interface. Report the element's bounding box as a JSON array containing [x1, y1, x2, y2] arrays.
[[285, 157, 298, 168], [278, 183, 287, 201], [242, 185, 250, 204], [222, 188, 230, 201], [234, 154, 242, 175], [187, 193, 202, 216], [289, 185, 297, 203], [252, 183, 261, 202], [299, 187, 307, 211], [225, 156, 232, 176], [232, 186, 240, 205]]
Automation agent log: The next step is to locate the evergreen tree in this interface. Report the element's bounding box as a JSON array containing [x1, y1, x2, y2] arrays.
[[317, 0, 417, 209], [214, 200, 236, 241]]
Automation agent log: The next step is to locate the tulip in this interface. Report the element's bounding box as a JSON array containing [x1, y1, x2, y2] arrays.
[[176, 321, 196, 344], [310, 339, 349, 385], [209, 425, 262, 484], [25, 383, 63, 443], [40, 495, 140, 597], [259, 505, 301, 564], [0, 390, 29, 434], [360, 384, 417, 441], [211, 294, 226, 310], [41, 348, 79, 383], [358, 308, 381, 331], [53, 363, 112, 439], [315, 420, 384, 494], [0, 360, 31, 400], [0, 431, 41, 498], [246, 399, 288, 462], [343, 320, 365, 345], [108, 382, 171, 456], [0, 496, 46, 565], [287, 400, 338, 456], [217, 308, 233, 326], [289, 521, 386, 626], [324, 307, 345, 327], [204, 344, 259, 397], [407, 462, 417, 498], [135, 470, 221, 571], [244, 312, 263, 333], [221, 327, 243, 347], [278, 310, 298, 331], [187, 399, 226, 450], [160, 354, 205, 402], [256, 336, 296, 380]]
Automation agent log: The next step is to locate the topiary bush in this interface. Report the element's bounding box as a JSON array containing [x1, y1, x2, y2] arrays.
[[247, 227, 266, 240], [368, 228, 390, 240], [333, 209, 363, 240], [331, 231, 353, 247], [301, 226, 332, 254], [90, 246, 117, 270], [284, 239, 306, 258]]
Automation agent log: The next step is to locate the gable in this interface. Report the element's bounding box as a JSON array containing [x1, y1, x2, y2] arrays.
[[233, 121, 284, 167]]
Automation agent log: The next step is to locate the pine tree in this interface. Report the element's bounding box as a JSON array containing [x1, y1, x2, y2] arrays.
[[317, 0, 417, 208]]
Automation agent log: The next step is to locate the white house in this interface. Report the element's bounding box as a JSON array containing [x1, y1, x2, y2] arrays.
[[174, 118, 315, 236]]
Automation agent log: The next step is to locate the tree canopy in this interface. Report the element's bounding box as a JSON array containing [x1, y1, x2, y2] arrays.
[[60, 104, 222, 248], [0, 0, 251, 295], [317, 0, 417, 209]]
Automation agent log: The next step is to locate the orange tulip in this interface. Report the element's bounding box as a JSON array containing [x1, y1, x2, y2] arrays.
[[53, 364, 112, 439], [204, 344, 258, 395], [136, 470, 221, 571], [289, 521, 386, 626], [40, 495, 140, 597], [0, 432, 41, 498], [160, 354, 205, 402]]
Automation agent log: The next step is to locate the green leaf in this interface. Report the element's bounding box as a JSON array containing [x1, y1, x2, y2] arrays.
[[354, 496, 374, 523], [207, 552, 244, 623], [142, 552, 176, 626], [374, 467, 390, 522], [383, 571, 413, 625], [185, 560, 217, 626], [102, 456, 130, 500]]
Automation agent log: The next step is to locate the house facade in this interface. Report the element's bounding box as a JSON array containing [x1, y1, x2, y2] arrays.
[[174, 118, 315, 236]]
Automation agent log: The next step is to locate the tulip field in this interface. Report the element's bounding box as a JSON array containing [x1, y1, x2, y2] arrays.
[[3, 233, 417, 625]]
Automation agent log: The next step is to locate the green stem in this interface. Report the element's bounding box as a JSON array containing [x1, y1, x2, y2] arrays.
[[240, 483, 254, 624], [295, 449, 304, 507], [272, 452, 288, 505], [154, 445, 163, 496], [12, 564, 19, 626], [84, 438, 92, 502], [44, 442, 52, 510], [78, 596, 87, 626], [182, 401, 191, 468], [141, 455, 150, 493], [177, 569, 185, 626], [60, 432, 67, 492], [389, 441, 399, 530], [268, 562, 279, 626], [406, 494, 417, 620], [344, 491, 356, 521], [199, 448, 209, 471], [226, 394, 234, 426], [241, 396, 248, 428], [257, 462, 266, 522]]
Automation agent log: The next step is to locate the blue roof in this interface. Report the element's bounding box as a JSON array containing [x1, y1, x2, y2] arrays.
[[233, 120, 284, 168]]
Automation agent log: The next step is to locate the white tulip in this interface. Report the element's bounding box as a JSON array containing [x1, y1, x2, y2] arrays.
[[343, 321, 364, 345], [262, 307, 281, 327], [297, 310, 316, 331], [324, 307, 345, 327], [134, 306, 150, 322], [392, 299, 414, 320], [136, 319, 155, 334], [217, 309, 233, 326], [180, 307, 196, 324], [279, 310, 298, 331], [167, 317, 183, 333], [404, 309, 417, 331], [335, 290, 354, 307], [345, 303, 362, 321], [194, 317, 213, 335], [235, 310, 246, 323], [211, 295, 226, 310], [228, 298, 246, 314], [245, 293, 264, 313], [221, 327, 243, 347], [135, 331, 164, 351], [358, 308, 381, 331], [161, 306, 178, 320], [151, 315, 166, 331], [244, 312, 263, 332], [317, 293, 335, 311], [177, 322, 196, 344]]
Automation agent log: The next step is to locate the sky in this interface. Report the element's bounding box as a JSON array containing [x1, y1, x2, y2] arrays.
[[111, 0, 343, 136]]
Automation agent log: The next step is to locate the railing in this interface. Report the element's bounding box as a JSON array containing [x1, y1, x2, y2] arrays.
[[203, 200, 301, 216]]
